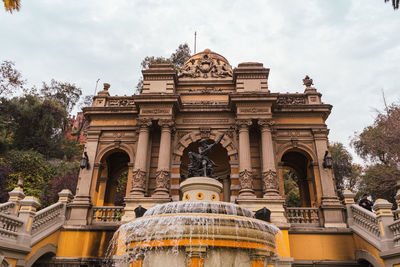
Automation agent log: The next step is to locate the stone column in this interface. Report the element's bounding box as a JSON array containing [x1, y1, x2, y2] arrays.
[[130, 118, 152, 197], [373, 199, 395, 250], [153, 119, 174, 197], [313, 129, 346, 228], [237, 119, 255, 198], [68, 130, 100, 225], [259, 119, 279, 198], [343, 189, 356, 227], [250, 250, 269, 267], [17, 196, 40, 244]]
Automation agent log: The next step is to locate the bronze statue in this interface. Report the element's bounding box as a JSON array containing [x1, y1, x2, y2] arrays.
[[188, 127, 232, 179]]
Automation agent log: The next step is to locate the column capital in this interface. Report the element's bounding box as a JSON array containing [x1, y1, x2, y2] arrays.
[[235, 119, 252, 129], [137, 118, 152, 129], [158, 118, 175, 128], [258, 118, 275, 129]]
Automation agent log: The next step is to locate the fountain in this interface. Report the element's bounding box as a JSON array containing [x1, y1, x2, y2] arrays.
[[109, 132, 280, 266], [110, 177, 280, 267]]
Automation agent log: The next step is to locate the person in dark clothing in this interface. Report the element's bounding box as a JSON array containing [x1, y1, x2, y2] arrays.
[[359, 194, 374, 211]]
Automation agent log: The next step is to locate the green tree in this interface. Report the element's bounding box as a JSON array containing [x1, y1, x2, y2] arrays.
[[8, 95, 67, 158], [0, 61, 25, 96], [41, 79, 82, 113], [352, 102, 400, 202], [3, 150, 55, 205], [136, 43, 191, 92], [329, 142, 357, 197], [283, 170, 301, 207]]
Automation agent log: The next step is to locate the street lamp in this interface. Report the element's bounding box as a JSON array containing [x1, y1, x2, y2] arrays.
[[80, 152, 90, 170], [323, 151, 333, 169]]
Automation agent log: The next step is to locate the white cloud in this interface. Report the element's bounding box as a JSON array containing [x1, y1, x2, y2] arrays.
[[1, 0, 399, 162]]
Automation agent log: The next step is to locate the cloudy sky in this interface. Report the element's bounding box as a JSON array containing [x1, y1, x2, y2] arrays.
[[1, 0, 399, 162]]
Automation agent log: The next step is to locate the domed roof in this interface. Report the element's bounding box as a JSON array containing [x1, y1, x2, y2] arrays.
[[185, 48, 231, 66], [179, 49, 233, 79]]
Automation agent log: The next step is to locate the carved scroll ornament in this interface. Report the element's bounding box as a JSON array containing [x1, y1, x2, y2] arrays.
[[262, 169, 279, 194], [132, 169, 146, 189], [239, 169, 253, 190], [155, 169, 170, 190], [179, 55, 233, 79]]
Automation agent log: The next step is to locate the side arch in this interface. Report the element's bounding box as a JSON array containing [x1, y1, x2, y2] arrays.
[[25, 244, 57, 267], [355, 250, 383, 267], [95, 142, 134, 164], [173, 130, 238, 163], [276, 142, 317, 163]]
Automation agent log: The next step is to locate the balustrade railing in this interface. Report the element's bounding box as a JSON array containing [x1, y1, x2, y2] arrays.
[[0, 202, 16, 215], [389, 220, 400, 246], [31, 202, 65, 236], [0, 213, 24, 241], [350, 204, 380, 238], [92, 206, 124, 223], [286, 207, 320, 225]]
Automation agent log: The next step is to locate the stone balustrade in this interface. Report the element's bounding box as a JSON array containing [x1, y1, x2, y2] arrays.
[[31, 202, 65, 236], [389, 220, 400, 246], [0, 202, 16, 215], [0, 213, 24, 241], [92, 206, 124, 223], [350, 204, 380, 238], [286, 207, 320, 225]]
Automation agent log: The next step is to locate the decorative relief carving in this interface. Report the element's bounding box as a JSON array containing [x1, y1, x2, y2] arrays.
[[113, 132, 125, 138], [108, 99, 135, 107], [240, 108, 270, 113], [142, 109, 170, 114], [158, 119, 174, 128], [276, 96, 306, 105], [262, 170, 279, 194], [132, 169, 146, 189], [183, 100, 228, 105], [187, 88, 224, 94], [137, 118, 152, 128], [199, 127, 211, 139], [155, 169, 170, 190], [178, 54, 233, 79], [239, 169, 253, 190], [236, 119, 252, 129], [303, 75, 313, 87], [258, 119, 275, 128], [182, 119, 229, 124]]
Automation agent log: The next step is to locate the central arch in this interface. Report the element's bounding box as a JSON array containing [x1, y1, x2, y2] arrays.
[[173, 130, 238, 202]]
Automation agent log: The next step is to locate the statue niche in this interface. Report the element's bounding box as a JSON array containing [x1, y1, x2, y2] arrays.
[[187, 128, 231, 179]]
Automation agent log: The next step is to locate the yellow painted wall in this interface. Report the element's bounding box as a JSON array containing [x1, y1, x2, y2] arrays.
[[25, 230, 60, 263], [353, 233, 384, 266], [56, 230, 115, 258], [289, 233, 355, 261], [4, 258, 16, 267], [276, 230, 291, 258]]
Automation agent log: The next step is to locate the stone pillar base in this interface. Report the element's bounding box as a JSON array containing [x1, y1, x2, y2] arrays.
[[180, 177, 222, 202], [321, 197, 347, 228], [237, 197, 289, 227], [122, 196, 171, 222], [66, 195, 92, 226]]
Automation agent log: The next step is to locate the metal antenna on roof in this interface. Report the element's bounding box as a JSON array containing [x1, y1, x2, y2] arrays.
[[194, 31, 197, 54], [94, 78, 100, 95]]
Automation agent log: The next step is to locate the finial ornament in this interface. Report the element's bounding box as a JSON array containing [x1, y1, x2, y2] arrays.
[[303, 75, 313, 88]]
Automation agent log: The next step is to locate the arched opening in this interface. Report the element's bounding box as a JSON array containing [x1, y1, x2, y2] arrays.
[[180, 140, 231, 202], [281, 149, 316, 207], [31, 252, 55, 266], [96, 149, 130, 206], [357, 259, 374, 267]]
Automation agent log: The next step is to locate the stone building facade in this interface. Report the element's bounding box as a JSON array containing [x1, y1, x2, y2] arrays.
[[2, 49, 398, 267]]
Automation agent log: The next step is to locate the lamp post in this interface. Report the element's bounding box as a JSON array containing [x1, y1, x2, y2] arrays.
[[80, 152, 90, 170], [323, 151, 333, 169]]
